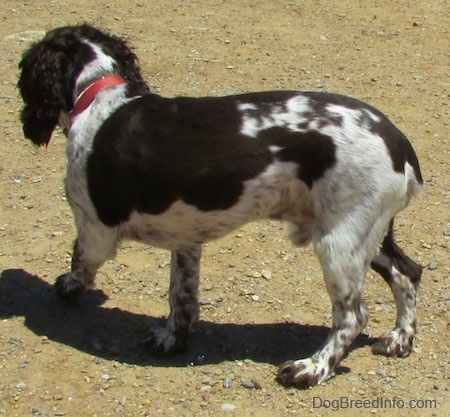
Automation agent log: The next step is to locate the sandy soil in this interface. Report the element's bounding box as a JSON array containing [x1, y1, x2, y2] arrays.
[[0, 1, 449, 416]]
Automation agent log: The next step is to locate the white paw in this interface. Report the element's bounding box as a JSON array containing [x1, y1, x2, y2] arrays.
[[144, 327, 187, 356], [277, 358, 330, 388], [372, 328, 414, 357]]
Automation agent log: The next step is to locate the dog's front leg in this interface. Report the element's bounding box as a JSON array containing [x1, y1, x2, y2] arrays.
[[54, 225, 118, 301], [145, 245, 202, 356]]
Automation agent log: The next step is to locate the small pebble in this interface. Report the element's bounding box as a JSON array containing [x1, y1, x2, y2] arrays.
[[262, 269, 272, 279], [7, 337, 21, 345], [15, 381, 27, 389], [241, 379, 255, 389], [201, 377, 212, 385], [223, 378, 233, 388], [221, 403, 237, 411], [427, 262, 438, 270]]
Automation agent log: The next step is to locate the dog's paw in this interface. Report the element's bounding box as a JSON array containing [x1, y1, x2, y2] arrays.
[[54, 273, 85, 302], [277, 358, 330, 388], [372, 329, 414, 357], [143, 327, 187, 357]]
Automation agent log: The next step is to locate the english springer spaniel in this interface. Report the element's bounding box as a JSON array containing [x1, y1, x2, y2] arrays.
[[18, 25, 423, 388]]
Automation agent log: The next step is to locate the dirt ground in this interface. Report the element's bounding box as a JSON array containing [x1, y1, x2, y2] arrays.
[[0, 1, 449, 416]]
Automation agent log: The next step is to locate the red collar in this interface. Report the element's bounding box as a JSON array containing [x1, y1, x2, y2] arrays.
[[71, 75, 127, 118]]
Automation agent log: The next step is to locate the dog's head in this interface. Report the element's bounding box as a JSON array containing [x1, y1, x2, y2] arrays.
[[18, 24, 149, 146]]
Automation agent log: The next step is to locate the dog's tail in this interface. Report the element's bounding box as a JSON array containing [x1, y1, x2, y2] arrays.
[[402, 133, 423, 203]]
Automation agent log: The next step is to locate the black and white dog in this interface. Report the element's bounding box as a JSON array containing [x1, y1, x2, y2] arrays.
[[18, 25, 423, 388]]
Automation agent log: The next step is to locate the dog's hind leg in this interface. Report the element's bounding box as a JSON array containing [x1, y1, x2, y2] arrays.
[[370, 220, 422, 357], [277, 203, 394, 388], [277, 234, 369, 387], [54, 224, 118, 300], [145, 244, 202, 355]]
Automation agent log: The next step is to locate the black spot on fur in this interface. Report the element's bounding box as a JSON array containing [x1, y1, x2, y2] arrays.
[[371, 219, 423, 286], [259, 128, 336, 188], [302, 92, 423, 183], [87, 93, 277, 225], [367, 115, 423, 184], [328, 354, 338, 368], [87, 92, 338, 225]]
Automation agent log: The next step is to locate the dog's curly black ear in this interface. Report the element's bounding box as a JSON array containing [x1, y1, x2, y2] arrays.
[[18, 41, 68, 146]]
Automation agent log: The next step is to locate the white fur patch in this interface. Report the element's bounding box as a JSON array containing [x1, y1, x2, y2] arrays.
[[238, 95, 312, 138], [74, 42, 117, 97]]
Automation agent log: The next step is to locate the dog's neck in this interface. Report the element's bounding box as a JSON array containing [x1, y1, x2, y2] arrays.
[[74, 42, 118, 96], [58, 74, 128, 136], [71, 75, 127, 118], [59, 41, 127, 133]]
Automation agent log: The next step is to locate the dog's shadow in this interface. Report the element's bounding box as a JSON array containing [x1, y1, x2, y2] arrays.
[[0, 269, 372, 370]]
